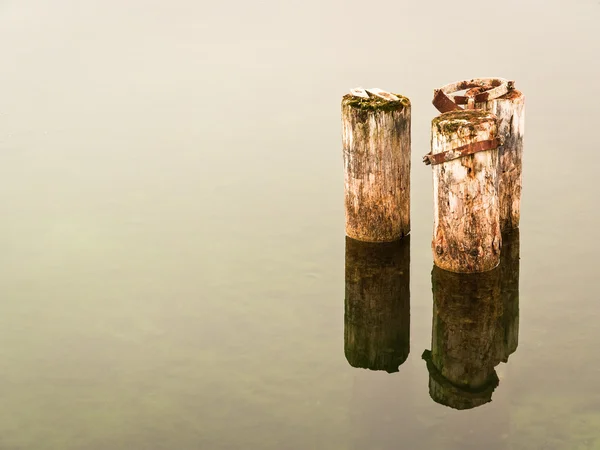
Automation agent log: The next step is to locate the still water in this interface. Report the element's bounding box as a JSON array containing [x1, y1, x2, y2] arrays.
[[0, 0, 599, 448]]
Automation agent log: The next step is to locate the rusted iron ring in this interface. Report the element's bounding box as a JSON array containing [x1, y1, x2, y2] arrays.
[[423, 137, 504, 166], [432, 78, 515, 113]]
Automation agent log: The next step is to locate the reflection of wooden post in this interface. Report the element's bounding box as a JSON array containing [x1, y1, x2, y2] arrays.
[[426, 110, 501, 273], [499, 229, 520, 362], [341, 89, 411, 242], [344, 236, 410, 373], [422, 266, 502, 409]]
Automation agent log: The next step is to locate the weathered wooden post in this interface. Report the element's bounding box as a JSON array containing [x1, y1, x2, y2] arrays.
[[433, 78, 525, 231], [422, 266, 502, 410], [424, 109, 501, 273], [344, 236, 410, 373], [341, 88, 411, 242]]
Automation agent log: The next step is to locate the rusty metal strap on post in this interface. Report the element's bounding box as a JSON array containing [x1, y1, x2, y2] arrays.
[[423, 138, 502, 166], [432, 78, 515, 113]]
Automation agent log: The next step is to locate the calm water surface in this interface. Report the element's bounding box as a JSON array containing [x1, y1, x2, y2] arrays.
[[1, 0, 599, 448]]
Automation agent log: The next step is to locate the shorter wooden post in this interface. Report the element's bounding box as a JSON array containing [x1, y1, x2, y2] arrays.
[[425, 110, 501, 273], [341, 88, 411, 242], [344, 236, 410, 373], [422, 266, 502, 410]]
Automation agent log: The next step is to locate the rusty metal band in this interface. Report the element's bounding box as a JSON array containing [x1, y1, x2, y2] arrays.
[[432, 78, 514, 113], [423, 138, 502, 166]]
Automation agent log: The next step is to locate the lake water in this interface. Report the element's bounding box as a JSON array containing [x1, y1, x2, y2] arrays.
[[1, 0, 599, 448]]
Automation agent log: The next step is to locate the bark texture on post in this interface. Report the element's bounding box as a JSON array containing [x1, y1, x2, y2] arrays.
[[472, 90, 525, 231], [422, 266, 502, 410], [344, 236, 410, 373], [430, 110, 501, 273], [341, 93, 411, 242], [498, 229, 520, 362]]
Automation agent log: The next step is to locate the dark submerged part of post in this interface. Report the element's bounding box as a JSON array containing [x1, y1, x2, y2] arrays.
[[422, 266, 502, 410], [344, 236, 410, 373], [341, 92, 411, 242]]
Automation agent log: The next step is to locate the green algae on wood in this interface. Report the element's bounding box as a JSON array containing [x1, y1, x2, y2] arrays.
[[432, 109, 496, 135], [342, 93, 410, 112]]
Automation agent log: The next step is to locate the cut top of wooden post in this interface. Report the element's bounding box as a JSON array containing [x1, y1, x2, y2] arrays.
[[432, 78, 514, 113], [431, 109, 498, 140], [343, 89, 410, 112]]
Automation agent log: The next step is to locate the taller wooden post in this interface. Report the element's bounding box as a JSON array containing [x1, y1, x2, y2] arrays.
[[473, 91, 525, 231], [425, 110, 501, 273], [432, 78, 525, 231], [341, 88, 411, 242]]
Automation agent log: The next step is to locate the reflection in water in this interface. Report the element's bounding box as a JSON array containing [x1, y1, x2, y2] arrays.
[[422, 231, 520, 409], [344, 236, 410, 373], [500, 230, 520, 362]]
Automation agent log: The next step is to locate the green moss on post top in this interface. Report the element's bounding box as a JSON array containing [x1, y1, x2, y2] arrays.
[[342, 93, 410, 112], [433, 109, 496, 134]]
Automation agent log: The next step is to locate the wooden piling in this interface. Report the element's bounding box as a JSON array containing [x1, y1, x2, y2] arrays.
[[425, 109, 502, 273], [432, 78, 525, 231], [341, 89, 411, 242], [422, 266, 502, 410], [473, 91, 525, 231], [344, 236, 410, 373]]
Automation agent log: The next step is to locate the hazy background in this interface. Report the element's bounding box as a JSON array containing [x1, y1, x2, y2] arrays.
[[0, 0, 599, 448]]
